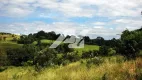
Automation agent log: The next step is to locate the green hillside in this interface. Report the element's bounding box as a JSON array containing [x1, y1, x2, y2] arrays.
[[33, 39, 100, 51], [0, 28, 142, 80], [0, 34, 21, 49]]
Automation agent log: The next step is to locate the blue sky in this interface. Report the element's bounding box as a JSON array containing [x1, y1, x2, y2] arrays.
[[0, 0, 142, 39]]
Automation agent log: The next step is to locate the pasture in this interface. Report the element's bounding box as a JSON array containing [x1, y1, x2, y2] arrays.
[[0, 34, 21, 49]]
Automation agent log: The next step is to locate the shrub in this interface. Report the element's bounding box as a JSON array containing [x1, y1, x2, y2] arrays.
[[99, 46, 110, 56], [0, 48, 8, 72], [63, 51, 80, 62], [34, 48, 58, 68], [11, 37, 17, 42], [119, 40, 139, 59], [54, 54, 63, 65], [17, 35, 34, 44], [108, 48, 116, 56], [82, 50, 99, 58], [21, 60, 33, 66], [0, 48, 7, 66], [86, 57, 104, 68], [138, 50, 142, 56], [6, 44, 39, 66], [36, 41, 50, 50], [62, 60, 70, 66], [55, 43, 74, 53], [7, 48, 27, 66]]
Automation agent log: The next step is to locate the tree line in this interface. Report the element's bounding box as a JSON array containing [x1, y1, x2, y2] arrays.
[[0, 28, 142, 71]]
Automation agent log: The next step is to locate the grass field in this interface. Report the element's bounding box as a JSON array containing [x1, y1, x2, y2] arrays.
[[33, 39, 54, 44], [0, 41, 22, 49], [33, 39, 100, 51], [0, 34, 21, 49], [0, 34, 20, 41], [75, 45, 99, 52], [0, 36, 99, 52], [0, 56, 141, 80]]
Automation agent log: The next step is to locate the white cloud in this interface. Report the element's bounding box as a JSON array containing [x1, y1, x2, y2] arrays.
[[0, 0, 141, 39], [93, 22, 105, 26], [94, 26, 104, 29], [1, 19, 141, 39], [0, 21, 124, 39], [59, 0, 142, 17], [0, 0, 35, 17], [0, 0, 141, 17], [113, 18, 142, 31]]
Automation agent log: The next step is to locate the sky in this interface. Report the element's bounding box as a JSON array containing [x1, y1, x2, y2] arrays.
[[0, 0, 142, 39]]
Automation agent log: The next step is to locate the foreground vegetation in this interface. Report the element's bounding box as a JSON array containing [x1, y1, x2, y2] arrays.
[[0, 56, 141, 80], [0, 28, 142, 80]]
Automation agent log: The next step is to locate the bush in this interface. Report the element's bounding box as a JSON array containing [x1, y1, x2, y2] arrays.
[[108, 48, 116, 56], [37, 43, 51, 50], [7, 48, 27, 66], [7, 44, 39, 66], [0, 49, 7, 66], [55, 43, 74, 53], [21, 60, 33, 66], [82, 50, 99, 58], [54, 54, 63, 65], [86, 57, 104, 68], [17, 35, 34, 44], [63, 51, 80, 62], [34, 48, 58, 68], [11, 37, 18, 42], [62, 60, 70, 66], [99, 46, 110, 56], [118, 40, 139, 59], [0, 48, 8, 72], [0, 48, 7, 66]]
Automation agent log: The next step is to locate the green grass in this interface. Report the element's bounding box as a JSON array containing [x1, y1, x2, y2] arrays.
[[33, 39, 100, 52], [0, 36, 141, 80], [33, 39, 53, 44], [0, 41, 22, 49], [0, 56, 141, 80], [1, 38, 99, 51], [0, 34, 20, 41], [0, 34, 21, 49], [75, 45, 99, 52]]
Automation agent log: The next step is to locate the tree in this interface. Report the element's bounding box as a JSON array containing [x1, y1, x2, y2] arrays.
[[95, 37, 105, 46], [17, 35, 34, 44], [63, 51, 80, 62], [35, 30, 46, 39], [82, 50, 99, 58], [120, 40, 139, 59], [99, 46, 109, 56], [55, 43, 74, 53], [3, 37, 6, 41], [7, 44, 39, 66], [34, 48, 57, 67], [84, 36, 91, 44], [0, 48, 7, 66]]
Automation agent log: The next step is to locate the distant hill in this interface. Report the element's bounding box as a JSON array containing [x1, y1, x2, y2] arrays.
[[0, 32, 19, 41]]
